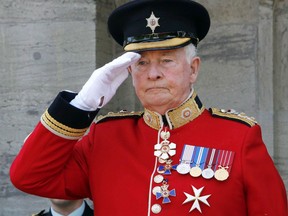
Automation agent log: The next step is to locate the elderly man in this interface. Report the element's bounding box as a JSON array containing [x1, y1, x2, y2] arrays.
[[10, 0, 287, 215]]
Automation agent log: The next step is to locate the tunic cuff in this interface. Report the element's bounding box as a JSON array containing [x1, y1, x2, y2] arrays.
[[41, 91, 99, 139]]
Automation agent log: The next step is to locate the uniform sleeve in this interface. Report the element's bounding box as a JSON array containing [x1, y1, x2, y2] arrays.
[[10, 91, 98, 199], [242, 125, 287, 215]]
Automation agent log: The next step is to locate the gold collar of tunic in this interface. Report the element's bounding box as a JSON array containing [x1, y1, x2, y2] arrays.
[[143, 91, 205, 130]]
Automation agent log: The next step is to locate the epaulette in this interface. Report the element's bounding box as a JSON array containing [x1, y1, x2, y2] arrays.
[[209, 108, 257, 127], [96, 110, 143, 124]]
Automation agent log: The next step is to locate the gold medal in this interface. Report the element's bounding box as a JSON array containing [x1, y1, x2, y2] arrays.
[[214, 150, 235, 181], [190, 147, 205, 177], [214, 167, 229, 181], [189, 166, 202, 177]]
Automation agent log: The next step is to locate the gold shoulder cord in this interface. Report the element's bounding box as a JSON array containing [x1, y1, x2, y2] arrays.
[[210, 108, 257, 127]]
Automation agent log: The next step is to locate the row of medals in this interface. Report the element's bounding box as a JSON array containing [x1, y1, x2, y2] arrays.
[[155, 130, 230, 182], [176, 161, 229, 181], [152, 130, 231, 213], [152, 130, 177, 211]]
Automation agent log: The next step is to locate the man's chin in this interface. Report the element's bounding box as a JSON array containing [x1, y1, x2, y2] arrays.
[[146, 88, 169, 94], [143, 97, 171, 108]]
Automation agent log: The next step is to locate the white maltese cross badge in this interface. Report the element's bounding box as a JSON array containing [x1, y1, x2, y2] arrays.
[[183, 186, 211, 213]]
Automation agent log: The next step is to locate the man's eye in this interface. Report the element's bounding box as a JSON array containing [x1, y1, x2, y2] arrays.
[[138, 61, 147, 65], [162, 59, 173, 63]]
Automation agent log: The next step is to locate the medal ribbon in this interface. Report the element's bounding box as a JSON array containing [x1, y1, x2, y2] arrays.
[[179, 145, 195, 164], [215, 150, 235, 173], [179, 145, 235, 177], [191, 146, 208, 170], [204, 148, 216, 169], [180, 145, 212, 169], [223, 151, 235, 173]]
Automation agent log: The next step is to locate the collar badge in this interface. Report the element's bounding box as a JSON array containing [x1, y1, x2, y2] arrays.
[[146, 11, 160, 34]]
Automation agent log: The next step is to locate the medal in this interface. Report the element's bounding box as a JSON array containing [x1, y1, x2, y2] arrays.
[[214, 150, 235, 181], [158, 159, 178, 175], [154, 130, 176, 160], [151, 204, 162, 214], [177, 145, 195, 174], [190, 166, 202, 177], [154, 174, 164, 183], [178, 144, 235, 181], [152, 186, 162, 195], [202, 148, 217, 179], [176, 163, 191, 174], [214, 167, 229, 181], [152, 128, 178, 213], [190, 147, 208, 177], [202, 168, 214, 179], [155, 181, 176, 204]]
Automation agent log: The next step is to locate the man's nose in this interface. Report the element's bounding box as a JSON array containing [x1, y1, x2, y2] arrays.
[[147, 64, 162, 80]]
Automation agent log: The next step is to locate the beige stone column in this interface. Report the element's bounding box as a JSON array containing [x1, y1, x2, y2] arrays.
[[273, 0, 288, 192]]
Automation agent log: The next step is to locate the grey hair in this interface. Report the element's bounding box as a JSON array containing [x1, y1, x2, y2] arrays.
[[184, 43, 197, 63]]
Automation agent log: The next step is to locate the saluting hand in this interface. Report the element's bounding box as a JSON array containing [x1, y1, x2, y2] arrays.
[[70, 52, 141, 111]]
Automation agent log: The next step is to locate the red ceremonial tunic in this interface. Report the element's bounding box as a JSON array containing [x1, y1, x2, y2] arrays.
[[10, 91, 287, 216]]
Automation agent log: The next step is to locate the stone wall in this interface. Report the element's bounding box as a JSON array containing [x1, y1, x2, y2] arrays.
[[0, 1, 96, 215], [274, 0, 288, 194], [0, 0, 287, 215]]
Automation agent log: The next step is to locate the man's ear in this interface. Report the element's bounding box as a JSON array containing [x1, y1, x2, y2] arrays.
[[190, 57, 201, 84]]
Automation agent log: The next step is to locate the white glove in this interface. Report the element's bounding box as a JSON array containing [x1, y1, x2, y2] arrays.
[[70, 52, 140, 111]]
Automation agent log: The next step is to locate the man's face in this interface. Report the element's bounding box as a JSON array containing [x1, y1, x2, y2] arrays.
[[129, 46, 200, 114]]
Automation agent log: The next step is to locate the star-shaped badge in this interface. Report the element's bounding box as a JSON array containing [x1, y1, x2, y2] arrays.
[[146, 12, 160, 33], [183, 186, 211, 213]]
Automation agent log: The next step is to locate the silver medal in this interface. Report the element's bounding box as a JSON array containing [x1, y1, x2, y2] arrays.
[[202, 168, 214, 179], [154, 174, 164, 183], [152, 186, 162, 195], [176, 163, 190, 174]]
